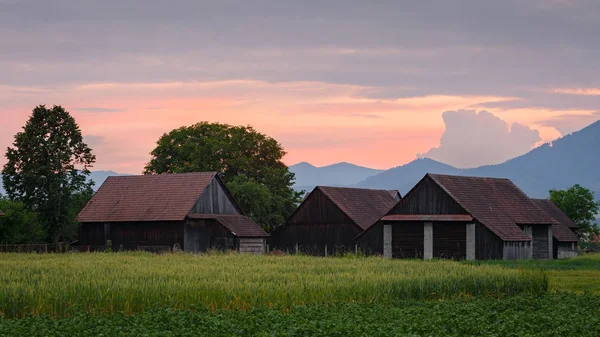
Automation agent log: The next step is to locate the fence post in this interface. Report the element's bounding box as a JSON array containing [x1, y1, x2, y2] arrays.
[[295, 243, 299, 254], [325, 244, 328, 257], [266, 244, 270, 253], [355, 244, 358, 255]]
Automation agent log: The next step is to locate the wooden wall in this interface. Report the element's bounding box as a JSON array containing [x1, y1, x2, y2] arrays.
[[79, 221, 184, 251], [532, 225, 550, 259], [391, 222, 423, 258], [389, 176, 468, 215], [433, 222, 466, 259], [555, 240, 577, 259], [271, 188, 362, 255], [184, 219, 234, 253], [503, 241, 531, 260], [239, 238, 266, 254], [191, 178, 240, 215], [475, 223, 504, 260]]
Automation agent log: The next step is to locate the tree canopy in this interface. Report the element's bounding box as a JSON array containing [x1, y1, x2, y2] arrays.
[[2, 105, 96, 243], [0, 197, 44, 244], [549, 184, 599, 241], [144, 122, 302, 231]]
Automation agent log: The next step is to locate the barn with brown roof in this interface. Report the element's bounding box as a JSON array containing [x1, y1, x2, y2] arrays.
[[531, 199, 578, 259], [359, 174, 557, 260], [271, 186, 398, 255], [77, 172, 268, 254]]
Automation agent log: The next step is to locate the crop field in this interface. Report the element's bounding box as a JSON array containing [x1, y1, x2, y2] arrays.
[[1, 253, 599, 336], [0, 252, 546, 318]]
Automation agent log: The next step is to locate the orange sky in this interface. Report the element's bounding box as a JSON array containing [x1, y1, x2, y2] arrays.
[[0, 80, 596, 173]]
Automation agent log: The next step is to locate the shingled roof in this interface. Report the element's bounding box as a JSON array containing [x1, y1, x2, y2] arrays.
[[187, 214, 268, 237], [428, 174, 556, 241], [77, 172, 217, 222], [531, 199, 579, 242], [317, 186, 398, 230]]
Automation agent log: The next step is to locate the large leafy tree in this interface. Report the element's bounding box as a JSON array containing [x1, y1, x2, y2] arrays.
[[550, 184, 599, 241], [2, 105, 96, 244], [0, 197, 44, 244], [144, 122, 302, 231]]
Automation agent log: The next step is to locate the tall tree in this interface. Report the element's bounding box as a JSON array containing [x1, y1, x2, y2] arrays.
[[2, 105, 96, 243], [549, 184, 599, 241], [144, 122, 302, 231]]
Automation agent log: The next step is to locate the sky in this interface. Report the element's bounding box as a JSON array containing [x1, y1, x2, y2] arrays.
[[1, 0, 599, 173]]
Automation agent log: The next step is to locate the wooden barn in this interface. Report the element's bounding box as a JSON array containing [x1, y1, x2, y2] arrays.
[[531, 199, 579, 259], [358, 174, 557, 260], [271, 186, 398, 255], [77, 172, 268, 254]]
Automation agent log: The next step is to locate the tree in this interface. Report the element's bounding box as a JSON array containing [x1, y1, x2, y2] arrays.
[[144, 122, 303, 231], [0, 197, 44, 244], [2, 105, 96, 244], [549, 184, 599, 241]]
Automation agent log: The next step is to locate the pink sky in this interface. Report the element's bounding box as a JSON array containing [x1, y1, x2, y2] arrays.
[[0, 80, 596, 173]]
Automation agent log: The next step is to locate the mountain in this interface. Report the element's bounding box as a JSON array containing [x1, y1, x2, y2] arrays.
[[290, 161, 383, 192], [355, 158, 461, 194], [354, 120, 600, 199], [0, 170, 126, 195]]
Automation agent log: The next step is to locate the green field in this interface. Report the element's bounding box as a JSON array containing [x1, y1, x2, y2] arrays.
[[1, 253, 599, 336]]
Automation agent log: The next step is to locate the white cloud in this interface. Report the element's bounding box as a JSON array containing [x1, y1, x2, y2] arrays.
[[419, 110, 541, 168]]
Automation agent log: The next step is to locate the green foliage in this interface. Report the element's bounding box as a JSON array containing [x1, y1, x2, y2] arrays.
[[549, 184, 600, 240], [0, 198, 44, 244], [143, 122, 302, 231], [2, 105, 96, 243], [2, 294, 600, 336], [0, 253, 547, 318]]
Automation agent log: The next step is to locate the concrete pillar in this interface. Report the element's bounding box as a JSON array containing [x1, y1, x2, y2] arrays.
[[523, 225, 533, 260], [466, 223, 475, 260], [424, 222, 433, 260], [383, 224, 392, 259], [548, 225, 553, 260]]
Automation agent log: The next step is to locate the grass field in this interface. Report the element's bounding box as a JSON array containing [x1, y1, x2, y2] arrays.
[[0, 252, 546, 318], [469, 253, 600, 294], [1, 253, 599, 336]]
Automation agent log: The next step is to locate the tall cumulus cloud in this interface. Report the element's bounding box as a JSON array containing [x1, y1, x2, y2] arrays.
[[419, 110, 540, 168]]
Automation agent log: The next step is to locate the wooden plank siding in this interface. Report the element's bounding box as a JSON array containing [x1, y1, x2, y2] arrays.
[[433, 222, 466, 259], [191, 178, 240, 215], [239, 238, 266, 255], [389, 176, 468, 216], [272, 188, 362, 255], [184, 219, 235, 253], [475, 222, 504, 260], [532, 225, 550, 259], [391, 222, 423, 258], [80, 221, 185, 251]]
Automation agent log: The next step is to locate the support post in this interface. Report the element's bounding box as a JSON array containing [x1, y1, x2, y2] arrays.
[[424, 222, 433, 260], [383, 224, 392, 259], [548, 225, 553, 260], [466, 223, 475, 260], [523, 225, 533, 260]]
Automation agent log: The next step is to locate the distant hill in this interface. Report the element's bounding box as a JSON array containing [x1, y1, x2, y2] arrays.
[[355, 120, 600, 198], [289, 162, 383, 192], [0, 170, 125, 195], [293, 120, 600, 201]]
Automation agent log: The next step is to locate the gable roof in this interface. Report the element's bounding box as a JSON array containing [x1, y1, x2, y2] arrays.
[[77, 172, 217, 223], [386, 190, 402, 200], [428, 174, 556, 241], [531, 199, 579, 242], [187, 214, 268, 237], [316, 186, 398, 230]]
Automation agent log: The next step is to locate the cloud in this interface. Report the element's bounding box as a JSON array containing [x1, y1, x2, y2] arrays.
[[419, 110, 541, 168], [538, 111, 600, 135], [551, 88, 600, 96]]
